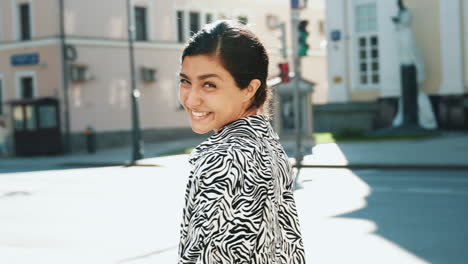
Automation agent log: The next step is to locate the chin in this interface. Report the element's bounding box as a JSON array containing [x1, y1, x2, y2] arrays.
[[190, 124, 212, 134]]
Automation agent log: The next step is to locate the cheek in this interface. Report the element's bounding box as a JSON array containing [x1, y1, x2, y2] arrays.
[[179, 88, 188, 103]]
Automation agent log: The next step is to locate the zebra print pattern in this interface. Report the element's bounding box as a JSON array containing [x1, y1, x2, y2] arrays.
[[178, 115, 306, 264]]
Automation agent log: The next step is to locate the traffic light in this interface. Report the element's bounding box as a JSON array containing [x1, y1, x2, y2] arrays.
[[279, 63, 290, 83], [298, 20, 309, 57]]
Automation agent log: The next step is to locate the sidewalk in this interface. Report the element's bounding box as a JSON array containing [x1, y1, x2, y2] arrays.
[[296, 132, 468, 170], [1, 132, 467, 171], [0, 138, 204, 170]]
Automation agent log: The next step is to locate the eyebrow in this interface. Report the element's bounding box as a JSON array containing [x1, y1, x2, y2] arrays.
[[179, 72, 223, 81]]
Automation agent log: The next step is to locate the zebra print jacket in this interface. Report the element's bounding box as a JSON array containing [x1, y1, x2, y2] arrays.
[[178, 115, 306, 264]]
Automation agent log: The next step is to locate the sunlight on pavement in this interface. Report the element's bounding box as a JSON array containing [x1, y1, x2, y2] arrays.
[[139, 154, 191, 168], [302, 143, 349, 166], [0, 165, 190, 263], [0, 161, 432, 263], [296, 168, 430, 264]]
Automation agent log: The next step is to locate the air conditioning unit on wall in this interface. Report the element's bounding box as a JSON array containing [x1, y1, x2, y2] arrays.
[[69, 65, 93, 82], [140, 67, 156, 82]]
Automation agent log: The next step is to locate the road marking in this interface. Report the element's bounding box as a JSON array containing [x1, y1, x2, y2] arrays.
[[372, 186, 468, 195], [359, 176, 468, 183]]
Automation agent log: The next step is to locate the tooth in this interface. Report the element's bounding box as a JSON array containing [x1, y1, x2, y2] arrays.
[[192, 111, 209, 117]]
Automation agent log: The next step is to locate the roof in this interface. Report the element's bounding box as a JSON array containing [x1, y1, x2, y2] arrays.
[[7, 97, 59, 105], [271, 77, 315, 94]]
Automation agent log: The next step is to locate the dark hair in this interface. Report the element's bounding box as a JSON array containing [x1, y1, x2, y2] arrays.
[[181, 20, 271, 116]]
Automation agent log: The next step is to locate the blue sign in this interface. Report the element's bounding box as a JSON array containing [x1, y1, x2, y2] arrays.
[[11, 53, 40, 66], [331, 30, 341, 42], [291, 0, 299, 8]]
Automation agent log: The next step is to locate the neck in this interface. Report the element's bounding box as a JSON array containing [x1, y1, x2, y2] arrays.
[[213, 108, 259, 133]]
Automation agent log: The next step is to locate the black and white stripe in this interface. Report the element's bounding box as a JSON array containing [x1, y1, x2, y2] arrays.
[[178, 115, 306, 264]]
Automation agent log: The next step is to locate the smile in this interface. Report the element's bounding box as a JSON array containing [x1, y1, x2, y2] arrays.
[[191, 111, 212, 120], [192, 111, 210, 117]]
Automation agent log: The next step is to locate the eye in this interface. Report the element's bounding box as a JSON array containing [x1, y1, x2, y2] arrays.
[[179, 79, 191, 87], [203, 82, 216, 88]]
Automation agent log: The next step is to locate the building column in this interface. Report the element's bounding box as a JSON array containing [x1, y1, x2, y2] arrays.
[[439, 0, 464, 95], [326, 0, 350, 103], [463, 0, 468, 88]]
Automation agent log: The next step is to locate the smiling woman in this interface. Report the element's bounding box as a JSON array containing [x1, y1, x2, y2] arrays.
[[177, 20, 306, 264], [179, 55, 261, 134], [178, 20, 269, 134]]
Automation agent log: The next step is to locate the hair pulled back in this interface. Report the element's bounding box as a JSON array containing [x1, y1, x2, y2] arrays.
[[181, 20, 271, 115]]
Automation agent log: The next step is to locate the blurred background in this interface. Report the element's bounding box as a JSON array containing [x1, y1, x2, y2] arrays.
[[0, 0, 467, 263]]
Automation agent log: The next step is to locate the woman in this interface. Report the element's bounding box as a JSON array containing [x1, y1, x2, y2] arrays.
[[177, 20, 306, 264]]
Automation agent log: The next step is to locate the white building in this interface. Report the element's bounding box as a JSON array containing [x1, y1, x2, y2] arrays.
[[325, 0, 467, 130]]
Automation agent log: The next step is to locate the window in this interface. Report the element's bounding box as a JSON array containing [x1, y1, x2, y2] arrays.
[[15, 72, 36, 99], [18, 3, 31, 40], [355, 3, 377, 33], [0, 78, 3, 115], [70, 65, 90, 82], [318, 20, 325, 35], [206, 13, 213, 24], [25, 105, 36, 130], [355, 3, 379, 87], [140, 67, 156, 82], [20, 76, 34, 98], [134, 6, 148, 41], [13, 106, 24, 130], [357, 35, 380, 85], [189, 12, 200, 36], [39, 105, 57, 129], [237, 16, 248, 25], [177, 11, 184, 43], [0, 10, 3, 41]]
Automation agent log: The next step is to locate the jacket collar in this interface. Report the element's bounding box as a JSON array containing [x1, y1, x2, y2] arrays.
[[212, 114, 279, 141], [189, 115, 279, 165]]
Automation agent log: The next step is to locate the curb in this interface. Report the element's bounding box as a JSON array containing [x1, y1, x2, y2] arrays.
[[294, 164, 468, 170], [58, 161, 162, 168]]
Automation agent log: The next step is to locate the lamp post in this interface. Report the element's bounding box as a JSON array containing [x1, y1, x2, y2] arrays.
[[59, 0, 71, 153], [291, 1, 303, 190], [126, 0, 143, 163]]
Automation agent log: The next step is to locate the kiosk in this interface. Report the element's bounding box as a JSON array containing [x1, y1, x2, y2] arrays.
[[9, 97, 62, 156], [272, 78, 315, 153]]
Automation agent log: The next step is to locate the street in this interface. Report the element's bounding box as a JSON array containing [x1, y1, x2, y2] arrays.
[[1, 157, 467, 263], [297, 168, 468, 264]]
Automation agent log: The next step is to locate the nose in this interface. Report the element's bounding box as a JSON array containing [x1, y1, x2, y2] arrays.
[[185, 86, 202, 108]]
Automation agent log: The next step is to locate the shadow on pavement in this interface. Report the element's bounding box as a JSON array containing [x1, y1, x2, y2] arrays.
[[338, 169, 468, 264]]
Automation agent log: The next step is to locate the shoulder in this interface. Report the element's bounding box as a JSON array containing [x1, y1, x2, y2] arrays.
[[193, 140, 257, 174]]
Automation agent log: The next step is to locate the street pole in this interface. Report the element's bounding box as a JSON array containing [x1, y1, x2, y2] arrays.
[[279, 23, 287, 59], [291, 7, 303, 189], [59, 0, 71, 153], [126, 0, 143, 163]]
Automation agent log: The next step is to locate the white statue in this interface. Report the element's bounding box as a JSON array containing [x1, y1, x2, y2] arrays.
[[392, 0, 437, 129]]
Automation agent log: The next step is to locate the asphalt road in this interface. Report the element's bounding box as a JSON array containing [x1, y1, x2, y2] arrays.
[[297, 168, 468, 264], [1, 160, 467, 263]]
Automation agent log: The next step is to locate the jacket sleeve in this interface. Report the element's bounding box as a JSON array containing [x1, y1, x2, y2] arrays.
[[178, 148, 266, 264]]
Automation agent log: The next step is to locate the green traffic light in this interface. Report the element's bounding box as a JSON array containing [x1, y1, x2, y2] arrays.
[[298, 20, 309, 57], [298, 31, 309, 57]]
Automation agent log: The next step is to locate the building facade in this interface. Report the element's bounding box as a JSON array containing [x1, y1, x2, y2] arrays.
[[325, 0, 468, 130], [0, 0, 327, 155]]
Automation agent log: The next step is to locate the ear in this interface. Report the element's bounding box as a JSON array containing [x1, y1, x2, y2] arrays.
[[243, 79, 261, 102]]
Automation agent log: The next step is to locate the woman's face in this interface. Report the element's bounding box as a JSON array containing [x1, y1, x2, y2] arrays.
[[179, 55, 259, 134]]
